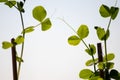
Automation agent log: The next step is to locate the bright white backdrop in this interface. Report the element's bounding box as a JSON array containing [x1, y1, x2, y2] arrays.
[[0, 0, 120, 80]]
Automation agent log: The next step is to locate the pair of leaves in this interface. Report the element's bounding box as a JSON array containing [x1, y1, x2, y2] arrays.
[[97, 62, 114, 69], [99, 4, 119, 20], [86, 53, 115, 66], [85, 44, 96, 56], [32, 6, 52, 31], [2, 35, 24, 49], [68, 25, 89, 46], [95, 26, 110, 41]]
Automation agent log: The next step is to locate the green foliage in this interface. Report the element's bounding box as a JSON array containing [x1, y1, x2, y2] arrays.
[[33, 6, 47, 22], [85, 58, 98, 66], [16, 56, 24, 63], [103, 53, 115, 61], [1, 0, 52, 80], [95, 27, 110, 40], [79, 69, 93, 79], [22, 26, 35, 34], [15, 35, 24, 45], [99, 4, 119, 20], [41, 18, 52, 31], [67, 2, 120, 80], [85, 44, 96, 56], [99, 4, 111, 18], [0, 0, 7, 2], [5, 1, 16, 8], [77, 25, 89, 39], [2, 41, 13, 49], [32, 6, 52, 31], [68, 35, 80, 46]]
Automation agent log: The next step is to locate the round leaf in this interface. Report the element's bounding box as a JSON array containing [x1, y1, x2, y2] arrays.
[[99, 4, 110, 18], [77, 25, 89, 39], [32, 6, 47, 22], [2, 41, 13, 49], [79, 69, 93, 79], [15, 35, 24, 44], [41, 18, 52, 31], [104, 53, 115, 61], [68, 35, 80, 46], [86, 58, 98, 66]]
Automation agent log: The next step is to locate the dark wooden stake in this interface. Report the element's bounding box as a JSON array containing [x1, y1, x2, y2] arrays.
[[97, 43, 104, 79], [11, 38, 18, 80]]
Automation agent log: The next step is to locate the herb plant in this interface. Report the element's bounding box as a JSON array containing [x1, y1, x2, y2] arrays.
[[67, 1, 120, 80], [0, 0, 52, 80]]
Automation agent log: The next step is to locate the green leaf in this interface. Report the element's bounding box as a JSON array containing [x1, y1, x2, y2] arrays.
[[17, 1, 25, 12], [77, 25, 89, 39], [41, 18, 52, 31], [110, 69, 119, 79], [110, 7, 119, 20], [68, 35, 80, 46], [97, 62, 105, 69], [22, 26, 34, 34], [15, 35, 24, 44], [106, 62, 114, 69], [85, 44, 96, 56], [5, 1, 16, 8], [0, 0, 7, 2], [86, 58, 98, 66], [99, 4, 110, 18], [2, 41, 13, 49], [103, 53, 115, 61], [79, 69, 93, 79], [95, 27, 106, 40], [32, 6, 47, 22], [16, 56, 24, 62]]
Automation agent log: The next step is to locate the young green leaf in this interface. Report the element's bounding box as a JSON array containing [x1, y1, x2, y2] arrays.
[[110, 7, 119, 20], [77, 25, 89, 39], [16, 56, 24, 62], [41, 18, 52, 31], [106, 62, 114, 69], [97, 62, 105, 69], [79, 69, 93, 79], [103, 53, 115, 61], [2, 41, 13, 49], [95, 27, 106, 40], [68, 35, 80, 46], [85, 44, 96, 56], [86, 58, 98, 66], [5, 1, 16, 8], [32, 6, 47, 22], [22, 26, 34, 34], [15, 35, 24, 44], [99, 4, 110, 18], [0, 0, 7, 2]]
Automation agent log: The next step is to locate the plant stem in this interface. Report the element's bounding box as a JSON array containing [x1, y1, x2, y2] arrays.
[[92, 55, 97, 72], [17, 11, 25, 79]]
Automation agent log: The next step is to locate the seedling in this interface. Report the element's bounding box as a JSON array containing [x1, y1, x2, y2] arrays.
[[67, 2, 120, 80], [0, 0, 52, 80]]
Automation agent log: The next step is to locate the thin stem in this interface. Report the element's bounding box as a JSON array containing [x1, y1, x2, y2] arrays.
[[17, 12, 25, 79], [92, 55, 97, 72]]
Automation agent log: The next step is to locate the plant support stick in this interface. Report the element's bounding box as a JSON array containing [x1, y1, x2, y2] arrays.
[[11, 38, 18, 80], [97, 43, 104, 79]]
